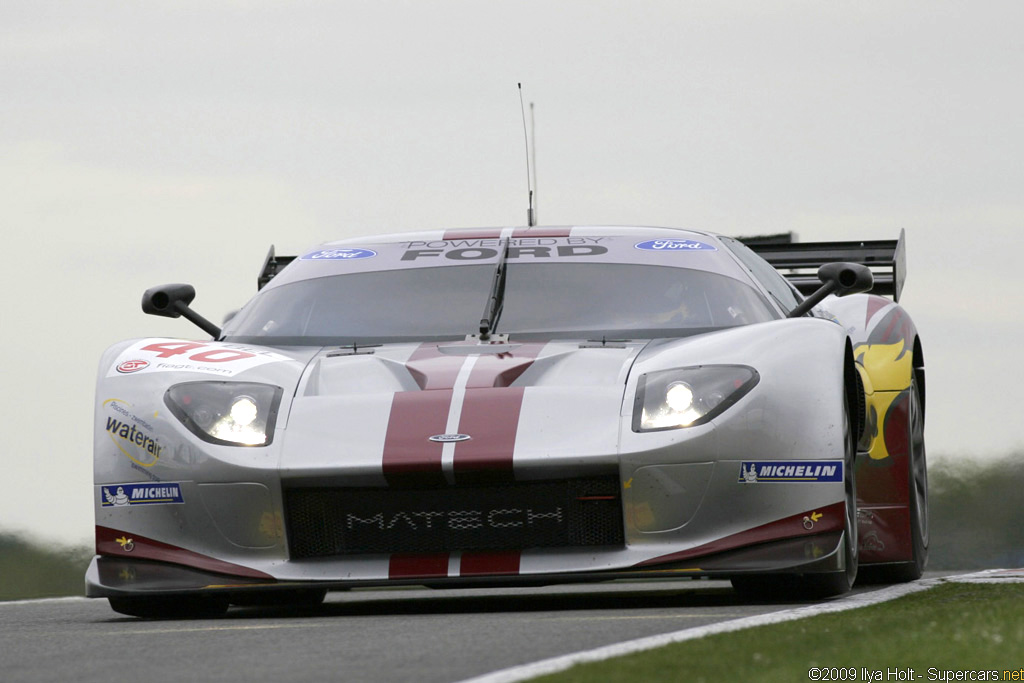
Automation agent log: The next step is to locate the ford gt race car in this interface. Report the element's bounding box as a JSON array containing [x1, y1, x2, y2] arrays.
[[86, 226, 928, 617]]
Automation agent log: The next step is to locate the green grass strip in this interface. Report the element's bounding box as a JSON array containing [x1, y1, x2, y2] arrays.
[[536, 583, 1024, 683], [0, 533, 91, 601]]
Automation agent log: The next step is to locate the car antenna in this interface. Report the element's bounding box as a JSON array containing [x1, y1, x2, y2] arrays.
[[518, 83, 536, 226]]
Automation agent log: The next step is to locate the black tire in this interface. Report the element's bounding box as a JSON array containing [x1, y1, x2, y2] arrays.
[[732, 392, 859, 600], [108, 595, 229, 619], [858, 373, 928, 583]]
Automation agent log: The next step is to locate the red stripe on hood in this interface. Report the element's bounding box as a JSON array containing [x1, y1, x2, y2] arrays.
[[382, 342, 544, 486], [406, 345, 466, 390], [453, 343, 544, 482], [453, 387, 525, 483], [381, 390, 451, 486], [465, 343, 544, 388]]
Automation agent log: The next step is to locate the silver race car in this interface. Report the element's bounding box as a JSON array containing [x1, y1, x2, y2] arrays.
[[87, 226, 927, 617]]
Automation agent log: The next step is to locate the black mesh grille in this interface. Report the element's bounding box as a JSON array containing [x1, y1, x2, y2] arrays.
[[284, 476, 624, 559]]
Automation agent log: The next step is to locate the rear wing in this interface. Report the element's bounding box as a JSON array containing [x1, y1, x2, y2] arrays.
[[739, 229, 906, 302], [258, 245, 296, 290]]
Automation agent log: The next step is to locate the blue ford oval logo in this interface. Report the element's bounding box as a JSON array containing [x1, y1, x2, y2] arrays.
[[634, 239, 715, 252], [300, 248, 377, 260], [428, 434, 472, 443]]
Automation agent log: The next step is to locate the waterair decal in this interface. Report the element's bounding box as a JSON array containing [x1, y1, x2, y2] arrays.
[[300, 248, 377, 260], [634, 239, 716, 252], [103, 399, 163, 467], [106, 339, 291, 378], [738, 461, 843, 483], [101, 483, 184, 507]]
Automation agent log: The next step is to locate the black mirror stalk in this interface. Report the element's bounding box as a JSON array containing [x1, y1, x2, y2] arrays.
[[141, 284, 222, 338], [788, 262, 874, 318]]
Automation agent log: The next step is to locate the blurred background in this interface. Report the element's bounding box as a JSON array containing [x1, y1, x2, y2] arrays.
[[2, 1, 1021, 595]]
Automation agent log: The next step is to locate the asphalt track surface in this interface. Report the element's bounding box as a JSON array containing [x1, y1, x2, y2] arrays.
[[0, 577, 951, 683]]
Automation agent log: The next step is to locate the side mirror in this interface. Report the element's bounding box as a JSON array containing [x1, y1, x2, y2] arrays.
[[788, 263, 873, 318], [142, 284, 222, 338]]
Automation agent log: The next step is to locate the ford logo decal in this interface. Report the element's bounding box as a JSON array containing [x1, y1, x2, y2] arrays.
[[300, 248, 377, 260], [428, 434, 472, 443], [634, 239, 716, 252]]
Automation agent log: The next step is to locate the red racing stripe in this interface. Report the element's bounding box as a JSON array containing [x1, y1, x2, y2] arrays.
[[381, 390, 452, 486], [389, 553, 450, 579], [405, 344, 467, 390], [460, 551, 521, 576], [451, 343, 544, 482], [453, 387, 525, 483], [465, 343, 544, 388], [442, 228, 503, 240], [383, 342, 545, 486]]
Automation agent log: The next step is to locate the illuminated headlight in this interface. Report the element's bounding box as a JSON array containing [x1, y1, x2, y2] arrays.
[[632, 365, 759, 432], [164, 382, 283, 446]]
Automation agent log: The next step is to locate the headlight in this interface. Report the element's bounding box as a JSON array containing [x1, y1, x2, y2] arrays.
[[632, 365, 759, 432], [164, 382, 283, 446]]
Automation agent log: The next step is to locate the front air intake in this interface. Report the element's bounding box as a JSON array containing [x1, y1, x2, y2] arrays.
[[284, 476, 624, 559]]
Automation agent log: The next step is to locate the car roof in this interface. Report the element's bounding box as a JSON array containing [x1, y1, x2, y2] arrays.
[[259, 225, 755, 292], [322, 225, 717, 247]]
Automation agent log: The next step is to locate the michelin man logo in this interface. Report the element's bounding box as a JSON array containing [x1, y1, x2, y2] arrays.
[[741, 463, 759, 483], [104, 486, 130, 506]]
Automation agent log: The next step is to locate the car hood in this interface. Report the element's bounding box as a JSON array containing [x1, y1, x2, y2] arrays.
[[280, 339, 648, 485]]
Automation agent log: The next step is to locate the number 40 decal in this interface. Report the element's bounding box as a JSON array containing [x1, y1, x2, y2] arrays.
[[141, 341, 255, 364]]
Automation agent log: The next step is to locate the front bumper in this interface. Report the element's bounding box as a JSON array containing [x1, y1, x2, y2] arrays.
[[86, 528, 848, 598]]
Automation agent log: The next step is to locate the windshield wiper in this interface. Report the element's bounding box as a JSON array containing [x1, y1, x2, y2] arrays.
[[478, 238, 510, 341]]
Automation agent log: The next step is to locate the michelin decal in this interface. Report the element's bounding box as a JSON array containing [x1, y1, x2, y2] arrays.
[[101, 483, 184, 507], [739, 461, 843, 483]]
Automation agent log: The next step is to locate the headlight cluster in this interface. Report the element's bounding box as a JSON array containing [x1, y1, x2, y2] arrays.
[[165, 382, 283, 446], [632, 365, 759, 432]]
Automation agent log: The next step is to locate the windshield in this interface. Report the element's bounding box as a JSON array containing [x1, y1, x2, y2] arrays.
[[221, 262, 777, 344]]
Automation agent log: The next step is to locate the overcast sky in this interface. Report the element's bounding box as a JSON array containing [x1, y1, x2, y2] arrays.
[[2, 0, 1022, 547]]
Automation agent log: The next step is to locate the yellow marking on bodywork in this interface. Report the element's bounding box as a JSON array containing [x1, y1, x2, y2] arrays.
[[855, 341, 914, 461], [856, 341, 912, 392], [867, 390, 901, 460]]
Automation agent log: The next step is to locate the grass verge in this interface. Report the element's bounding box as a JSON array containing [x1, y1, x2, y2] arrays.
[[536, 582, 1024, 683], [0, 533, 92, 601]]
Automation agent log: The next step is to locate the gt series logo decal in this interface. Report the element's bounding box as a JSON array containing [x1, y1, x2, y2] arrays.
[[739, 461, 843, 483], [634, 239, 716, 251], [116, 360, 149, 373], [102, 483, 184, 507]]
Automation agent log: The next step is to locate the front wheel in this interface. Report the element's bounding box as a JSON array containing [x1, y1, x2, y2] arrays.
[[858, 372, 928, 583], [732, 388, 859, 600]]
